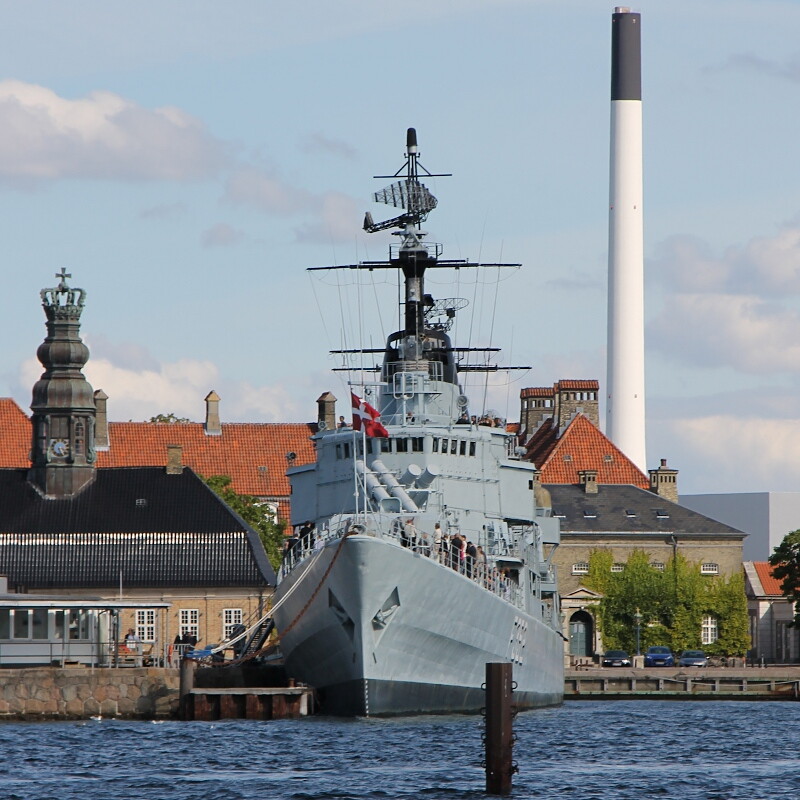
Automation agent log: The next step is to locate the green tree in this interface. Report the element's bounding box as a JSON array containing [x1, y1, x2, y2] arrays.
[[586, 548, 750, 656], [768, 529, 800, 628], [148, 413, 190, 423], [203, 475, 285, 571]]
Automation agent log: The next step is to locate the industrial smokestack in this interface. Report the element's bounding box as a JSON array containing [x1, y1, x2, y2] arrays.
[[606, 6, 646, 473]]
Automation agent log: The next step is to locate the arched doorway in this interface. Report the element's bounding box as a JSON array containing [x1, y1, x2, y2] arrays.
[[569, 610, 594, 657]]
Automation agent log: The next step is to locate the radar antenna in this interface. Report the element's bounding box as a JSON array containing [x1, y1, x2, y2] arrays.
[[363, 128, 451, 237], [424, 297, 468, 332]]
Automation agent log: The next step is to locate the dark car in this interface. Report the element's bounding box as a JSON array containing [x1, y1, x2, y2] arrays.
[[678, 649, 708, 667], [601, 650, 631, 667], [644, 646, 675, 667]]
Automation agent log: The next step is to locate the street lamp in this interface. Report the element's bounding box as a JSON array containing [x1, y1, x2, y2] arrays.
[[634, 607, 643, 657]]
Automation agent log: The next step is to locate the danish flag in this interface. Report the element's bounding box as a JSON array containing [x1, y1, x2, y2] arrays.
[[351, 392, 389, 438]]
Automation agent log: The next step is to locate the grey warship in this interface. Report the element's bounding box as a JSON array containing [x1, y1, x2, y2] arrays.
[[273, 129, 564, 716]]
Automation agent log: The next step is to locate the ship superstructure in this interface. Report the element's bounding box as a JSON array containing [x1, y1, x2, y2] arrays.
[[272, 130, 564, 715]]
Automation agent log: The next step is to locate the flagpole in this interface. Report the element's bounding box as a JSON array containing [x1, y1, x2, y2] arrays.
[[362, 414, 368, 525]]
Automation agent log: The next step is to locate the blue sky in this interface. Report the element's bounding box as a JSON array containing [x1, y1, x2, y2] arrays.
[[2, 0, 800, 495]]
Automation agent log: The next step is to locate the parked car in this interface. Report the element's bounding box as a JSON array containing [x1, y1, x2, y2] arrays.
[[601, 650, 631, 667], [644, 646, 675, 667], [678, 649, 708, 667]]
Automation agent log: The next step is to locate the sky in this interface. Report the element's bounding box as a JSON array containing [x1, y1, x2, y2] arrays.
[[1, 0, 800, 496]]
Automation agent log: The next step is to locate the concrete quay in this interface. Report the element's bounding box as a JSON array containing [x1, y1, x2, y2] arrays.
[[565, 666, 800, 700]]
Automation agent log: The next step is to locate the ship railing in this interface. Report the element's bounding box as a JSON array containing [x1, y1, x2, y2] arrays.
[[279, 520, 524, 609]]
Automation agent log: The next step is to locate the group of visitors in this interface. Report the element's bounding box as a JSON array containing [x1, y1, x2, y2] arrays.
[[456, 413, 506, 428]]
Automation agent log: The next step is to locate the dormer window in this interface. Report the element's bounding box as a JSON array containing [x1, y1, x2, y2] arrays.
[[625, 509, 637, 518], [655, 509, 669, 519], [583, 509, 597, 519]]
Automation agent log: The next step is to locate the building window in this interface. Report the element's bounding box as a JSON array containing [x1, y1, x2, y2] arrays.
[[701, 615, 718, 645], [651, 562, 665, 572], [572, 562, 589, 575], [180, 609, 199, 640], [700, 563, 719, 575], [223, 608, 243, 640], [611, 563, 625, 573], [136, 609, 156, 643]]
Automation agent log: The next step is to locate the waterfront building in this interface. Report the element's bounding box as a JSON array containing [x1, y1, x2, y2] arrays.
[[0, 273, 274, 661], [744, 561, 800, 664], [518, 382, 746, 660], [0, 392, 316, 523]]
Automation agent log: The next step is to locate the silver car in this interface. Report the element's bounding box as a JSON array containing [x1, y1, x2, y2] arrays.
[[678, 649, 708, 667]]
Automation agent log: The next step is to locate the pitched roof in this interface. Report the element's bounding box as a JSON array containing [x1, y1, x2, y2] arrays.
[[546, 483, 746, 537], [527, 414, 649, 488], [0, 399, 317, 516], [752, 561, 785, 595], [97, 421, 317, 501], [0, 466, 275, 589], [0, 398, 31, 467]]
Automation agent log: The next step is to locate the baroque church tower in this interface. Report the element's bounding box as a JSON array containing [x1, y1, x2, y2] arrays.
[[28, 269, 97, 498]]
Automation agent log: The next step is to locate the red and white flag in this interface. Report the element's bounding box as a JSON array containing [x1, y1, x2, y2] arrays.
[[351, 392, 389, 438]]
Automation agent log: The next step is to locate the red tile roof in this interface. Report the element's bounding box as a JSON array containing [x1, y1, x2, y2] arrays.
[[526, 413, 649, 487], [555, 380, 599, 391], [520, 387, 555, 398], [0, 399, 32, 467], [753, 561, 785, 596], [0, 398, 317, 520]]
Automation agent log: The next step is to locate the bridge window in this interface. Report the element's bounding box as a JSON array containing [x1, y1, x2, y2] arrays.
[[412, 437, 424, 453], [396, 439, 408, 453], [469, 441, 476, 457], [459, 440, 466, 456]]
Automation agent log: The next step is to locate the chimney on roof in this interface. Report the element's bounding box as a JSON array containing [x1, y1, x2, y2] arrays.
[[519, 387, 555, 435], [317, 391, 337, 433], [555, 380, 600, 429], [204, 390, 221, 436], [649, 458, 678, 503], [166, 444, 183, 475], [579, 469, 599, 494], [531, 466, 552, 513], [94, 389, 109, 450]]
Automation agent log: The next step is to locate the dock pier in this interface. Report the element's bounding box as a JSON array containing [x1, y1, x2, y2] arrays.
[[565, 666, 800, 701]]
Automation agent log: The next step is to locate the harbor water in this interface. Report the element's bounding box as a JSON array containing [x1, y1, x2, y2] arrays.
[[1, 700, 798, 800]]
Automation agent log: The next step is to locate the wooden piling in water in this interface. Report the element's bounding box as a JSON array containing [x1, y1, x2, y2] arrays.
[[485, 662, 514, 796]]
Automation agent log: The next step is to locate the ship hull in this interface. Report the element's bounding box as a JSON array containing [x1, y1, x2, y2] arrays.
[[273, 535, 564, 716]]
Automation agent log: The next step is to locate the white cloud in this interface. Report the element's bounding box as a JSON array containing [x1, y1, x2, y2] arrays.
[[0, 80, 227, 183], [300, 132, 356, 160], [202, 222, 246, 248], [658, 414, 800, 494], [295, 192, 359, 244], [224, 166, 314, 215], [18, 347, 316, 424], [649, 292, 800, 373], [650, 221, 800, 296]]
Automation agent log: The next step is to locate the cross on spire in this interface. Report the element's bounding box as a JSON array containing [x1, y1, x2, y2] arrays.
[[56, 268, 72, 287]]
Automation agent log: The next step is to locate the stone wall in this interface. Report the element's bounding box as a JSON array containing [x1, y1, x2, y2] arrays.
[[0, 667, 179, 720]]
